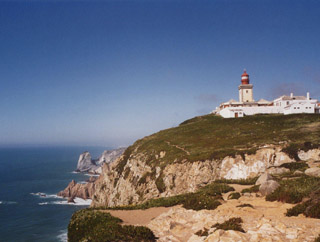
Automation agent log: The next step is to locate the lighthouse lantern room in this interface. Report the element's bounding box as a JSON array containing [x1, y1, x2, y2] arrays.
[[238, 70, 254, 103]]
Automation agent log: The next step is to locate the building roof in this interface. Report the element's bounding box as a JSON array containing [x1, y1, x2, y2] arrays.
[[257, 98, 271, 103], [278, 95, 307, 101]]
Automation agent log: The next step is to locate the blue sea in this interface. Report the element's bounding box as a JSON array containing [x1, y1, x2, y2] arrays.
[[0, 146, 107, 242]]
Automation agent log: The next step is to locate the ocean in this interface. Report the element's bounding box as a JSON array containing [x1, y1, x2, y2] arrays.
[[0, 146, 107, 242]]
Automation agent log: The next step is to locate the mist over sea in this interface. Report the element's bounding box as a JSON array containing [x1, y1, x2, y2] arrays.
[[0, 146, 107, 241]]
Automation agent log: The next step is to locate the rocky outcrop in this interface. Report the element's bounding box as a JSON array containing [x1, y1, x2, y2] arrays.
[[92, 145, 316, 207], [76, 152, 100, 173], [96, 147, 126, 166], [58, 177, 96, 200], [76, 148, 126, 174]]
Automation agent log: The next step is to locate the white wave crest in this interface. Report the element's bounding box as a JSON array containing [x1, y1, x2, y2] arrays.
[[31, 192, 62, 199], [57, 230, 67, 242], [84, 173, 100, 177], [52, 198, 92, 206], [0, 201, 17, 205], [38, 202, 49, 205], [38, 197, 92, 206]]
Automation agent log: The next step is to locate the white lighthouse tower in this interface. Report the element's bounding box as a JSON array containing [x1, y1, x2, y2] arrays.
[[238, 70, 254, 103]]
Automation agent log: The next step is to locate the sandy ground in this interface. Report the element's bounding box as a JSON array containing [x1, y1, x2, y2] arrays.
[[105, 206, 176, 225]]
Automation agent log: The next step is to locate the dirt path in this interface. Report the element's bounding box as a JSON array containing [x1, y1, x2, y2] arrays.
[[104, 206, 178, 226], [165, 141, 190, 155]]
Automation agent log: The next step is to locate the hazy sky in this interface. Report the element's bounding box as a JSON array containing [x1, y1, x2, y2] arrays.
[[1, 0, 320, 147]]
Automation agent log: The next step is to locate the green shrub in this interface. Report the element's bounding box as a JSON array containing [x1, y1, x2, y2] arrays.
[[195, 228, 209, 237], [237, 203, 254, 208], [304, 202, 320, 219], [241, 185, 260, 193], [182, 193, 221, 210], [68, 210, 156, 242], [266, 176, 320, 204], [228, 192, 241, 200], [279, 162, 309, 171], [286, 201, 310, 217], [155, 175, 166, 193], [212, 217, 245, 233], [215, 177, 258, 185]]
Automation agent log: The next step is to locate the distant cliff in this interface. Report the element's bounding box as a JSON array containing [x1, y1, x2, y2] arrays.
[[76, 147, 126, 174]]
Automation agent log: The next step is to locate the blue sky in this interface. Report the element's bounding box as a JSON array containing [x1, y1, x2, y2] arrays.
[[1, 0, 320, 147]]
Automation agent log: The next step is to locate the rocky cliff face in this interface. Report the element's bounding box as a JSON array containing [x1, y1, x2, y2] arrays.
[[58, 148, 126, 200], [91, 145, 320, 208]]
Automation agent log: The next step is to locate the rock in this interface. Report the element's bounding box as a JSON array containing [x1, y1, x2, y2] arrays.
[[285, 228, 298, 239], [96, 147, 126, 166], [68, 196, 75, 203], [256, 173, 273, 185], [76, 148, 126, 174], [293, 170, 304, 175], [57, 179, 95, 200], [267, 167, 290, 175], [298, 149, 320, 161], [305, 167, 320, 177], [76, 152, 99, 173], [259, 180, 280, 196]]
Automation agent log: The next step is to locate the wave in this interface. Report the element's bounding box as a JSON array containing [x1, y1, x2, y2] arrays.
[[52, 198, 92, 206], [84, 173, 100, 177], [38, 197, 92, 206], [0, 201, 17, 205], [57, 229, 67, 242], [38, 202, 49, 205], [30, 192, 62, 199]]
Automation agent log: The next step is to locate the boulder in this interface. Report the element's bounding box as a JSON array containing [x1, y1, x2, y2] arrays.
[[256, 173, 273, 185], [267, 167, 290, 175], [305, 167, 320, 177], [293, 170, 304, 175], [259, 180, 280, 196]]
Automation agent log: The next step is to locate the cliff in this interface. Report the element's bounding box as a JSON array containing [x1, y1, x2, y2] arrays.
[[58, 147, 125, 200], [76, 147, 126, 174], [91, 114, 320, 207]]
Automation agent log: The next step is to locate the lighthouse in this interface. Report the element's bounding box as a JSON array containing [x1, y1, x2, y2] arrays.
[[238, 70, 254, 102]]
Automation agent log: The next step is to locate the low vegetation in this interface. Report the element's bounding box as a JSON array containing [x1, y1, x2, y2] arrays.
[[212, 217, 245, 233], [116, 114, 320, 172], [215, 177, 258, 185], [68, 210, 156, 242], [237, 203, 254, 208], [241, 185, 260, 194], [93, 182, 234, 211], [195, 228, 209, 237], [286, 188, 320, 219], [266, 176, 320, 204], [228, 192, 241, 200], [279, 161, 309, 172]]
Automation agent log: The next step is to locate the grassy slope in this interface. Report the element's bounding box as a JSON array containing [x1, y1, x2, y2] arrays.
[[120, 114, 320, 171]]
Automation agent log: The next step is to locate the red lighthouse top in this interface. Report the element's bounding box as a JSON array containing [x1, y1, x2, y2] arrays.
[[241, 69, 250, 85]]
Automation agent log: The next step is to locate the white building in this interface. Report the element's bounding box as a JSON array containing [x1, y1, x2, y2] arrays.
[[214, 70, 320, 118]]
